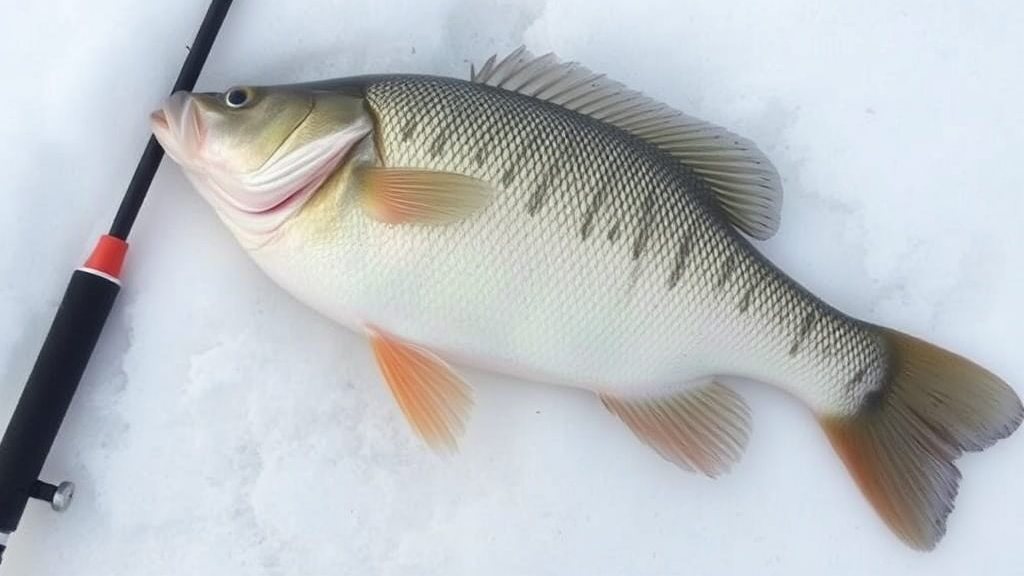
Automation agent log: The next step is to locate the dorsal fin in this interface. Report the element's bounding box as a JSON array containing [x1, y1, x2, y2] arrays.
[[471, 47, 784, 240]]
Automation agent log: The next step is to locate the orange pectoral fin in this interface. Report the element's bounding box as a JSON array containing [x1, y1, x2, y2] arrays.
[[360, 167, 493, 225], [368, 328, 474, 452]]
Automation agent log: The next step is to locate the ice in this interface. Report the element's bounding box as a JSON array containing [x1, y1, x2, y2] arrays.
[[1, 0, 1022, 574]]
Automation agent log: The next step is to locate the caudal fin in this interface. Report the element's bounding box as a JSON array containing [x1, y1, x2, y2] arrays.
[[821, 326, 1022, 550]]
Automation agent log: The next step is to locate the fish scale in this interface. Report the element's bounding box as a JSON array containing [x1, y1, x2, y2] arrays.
[[339, 75, 882, 414]]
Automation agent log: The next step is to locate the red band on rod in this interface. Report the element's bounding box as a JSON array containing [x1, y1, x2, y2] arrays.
[[83, 235, 129, 279]]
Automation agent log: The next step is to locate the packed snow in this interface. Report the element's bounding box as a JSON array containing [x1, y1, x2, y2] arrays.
[[1, 0, 1022, 574]]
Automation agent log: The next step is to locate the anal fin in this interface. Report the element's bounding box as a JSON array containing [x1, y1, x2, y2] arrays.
[[367, 327, 474, 452], [600, 381, 751, 477]]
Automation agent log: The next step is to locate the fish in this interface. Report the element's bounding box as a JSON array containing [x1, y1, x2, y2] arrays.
[[150, 47, 1022, 550]]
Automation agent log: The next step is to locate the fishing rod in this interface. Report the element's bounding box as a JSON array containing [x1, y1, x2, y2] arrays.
[[0, 0, 233, 565]]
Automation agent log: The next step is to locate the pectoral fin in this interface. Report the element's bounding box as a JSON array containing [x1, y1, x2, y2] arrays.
[[360, 167, 493, 225], [600, 381, 751, 477], [367, 327, 474, 452]]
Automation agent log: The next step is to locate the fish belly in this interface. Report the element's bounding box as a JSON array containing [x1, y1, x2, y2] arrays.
[[252, 77, 884, 416], [256, 186, 879, 418]]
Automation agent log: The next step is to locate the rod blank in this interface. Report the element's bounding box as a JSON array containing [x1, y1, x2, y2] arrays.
[[109, 0, 234, 240]]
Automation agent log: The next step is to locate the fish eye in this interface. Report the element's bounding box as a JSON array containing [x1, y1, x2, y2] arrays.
[[224, 87, 252, 108]]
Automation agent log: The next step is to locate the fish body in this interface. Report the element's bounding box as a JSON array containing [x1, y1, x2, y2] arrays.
[[261, 75, 879, 413], [151, 49, 1022, 550]]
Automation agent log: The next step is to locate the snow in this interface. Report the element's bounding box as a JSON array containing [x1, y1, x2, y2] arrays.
[[2, 0, 1023, 574]]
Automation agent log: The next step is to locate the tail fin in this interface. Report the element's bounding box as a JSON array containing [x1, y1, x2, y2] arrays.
[[821, 327, 1022, 550]]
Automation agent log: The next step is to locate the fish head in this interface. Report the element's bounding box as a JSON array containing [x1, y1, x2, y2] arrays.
[[151, 85, 373, 245]]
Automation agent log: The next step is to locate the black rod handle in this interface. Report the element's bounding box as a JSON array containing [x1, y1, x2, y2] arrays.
[[0, 270, 120, 535]]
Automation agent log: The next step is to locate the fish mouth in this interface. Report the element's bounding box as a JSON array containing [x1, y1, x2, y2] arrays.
[[150, 92, 203, 166], [150, 109, 168, 131]]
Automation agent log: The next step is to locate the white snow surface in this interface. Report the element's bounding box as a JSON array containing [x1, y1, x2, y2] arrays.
[[2, 1, 1023, 574]]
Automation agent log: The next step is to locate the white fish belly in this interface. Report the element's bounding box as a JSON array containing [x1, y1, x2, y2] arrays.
[[253, 194, 862, 412]]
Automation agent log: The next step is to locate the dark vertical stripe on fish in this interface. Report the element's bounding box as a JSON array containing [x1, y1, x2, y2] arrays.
[[667, 235, 691, 289], [473, 146, 488, 168], [789, 309, 819, 356], [429, 132, 446, 159], [632, 188, 659, 260], [580, 189, 608, 240], [738, 275, 761, 314], [607, 220, 622, 243], [501, 166, 518, 187], [846, 367, 867, 389], [717, 254, 737, 288], [526, 168, 555, 216], [502, 144, 531, 188], [400, 120, 418, 142]]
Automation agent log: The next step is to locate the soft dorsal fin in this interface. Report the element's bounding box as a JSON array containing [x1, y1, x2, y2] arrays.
[[471, 47, 784, 240]]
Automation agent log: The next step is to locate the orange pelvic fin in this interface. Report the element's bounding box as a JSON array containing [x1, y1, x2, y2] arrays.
[[368, 327, 474, 453]]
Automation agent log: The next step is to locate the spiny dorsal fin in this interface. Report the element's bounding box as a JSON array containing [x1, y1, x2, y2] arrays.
[[471, 47, 783, 240]]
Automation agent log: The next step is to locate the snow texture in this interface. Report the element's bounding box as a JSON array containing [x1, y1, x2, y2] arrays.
[[1, 1, 1023, 574]]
